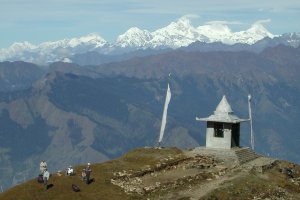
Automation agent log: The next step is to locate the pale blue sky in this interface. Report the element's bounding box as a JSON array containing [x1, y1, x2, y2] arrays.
[[1, 0, 300, 48]]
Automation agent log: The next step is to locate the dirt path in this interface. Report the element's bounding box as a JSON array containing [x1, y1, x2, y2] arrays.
[[158, 169, 245, 200], [184, 173, 242, 199], [158, 157, 277, 200]]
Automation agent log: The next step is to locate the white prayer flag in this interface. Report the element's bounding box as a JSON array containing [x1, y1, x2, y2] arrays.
[[158, 83, 171, 143]]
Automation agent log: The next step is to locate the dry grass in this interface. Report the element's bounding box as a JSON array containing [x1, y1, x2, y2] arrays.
[[1, 149, 299, 200], [0, 147, 183, 200], [201, 160, 300, 200]]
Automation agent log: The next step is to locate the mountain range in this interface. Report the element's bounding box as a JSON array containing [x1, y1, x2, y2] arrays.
[[0, 14, 300, 192], [1, 16, 300, 65], [0, 44, 299, 191]]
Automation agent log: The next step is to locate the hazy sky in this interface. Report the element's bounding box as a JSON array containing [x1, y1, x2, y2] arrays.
[[1, 0, 299, 48]]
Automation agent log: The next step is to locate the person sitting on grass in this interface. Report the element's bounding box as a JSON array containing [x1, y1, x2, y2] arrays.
[[40, 160, 47, 174], [66, 165, 74, 176]]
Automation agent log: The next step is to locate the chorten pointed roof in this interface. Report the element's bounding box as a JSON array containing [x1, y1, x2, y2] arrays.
[[215, 95, 233, 114], [196, 95, 248, 123]]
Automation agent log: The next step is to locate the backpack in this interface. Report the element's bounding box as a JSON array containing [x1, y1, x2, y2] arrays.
[[72, 184, 80, 192], [37, 174, 43, 183]]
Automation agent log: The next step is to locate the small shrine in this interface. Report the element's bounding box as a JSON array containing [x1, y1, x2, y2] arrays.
[[196, 95, 248, 149]]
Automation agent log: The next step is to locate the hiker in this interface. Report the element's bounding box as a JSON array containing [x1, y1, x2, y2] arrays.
[[281, 163, 296, 178], [40, 160, 47, 174], [286, 167, 295, 178], [66, 165, 74, 176], [85, 163, 92, 184], [81, 169, 87, 181], [43, 168, 50, 190]]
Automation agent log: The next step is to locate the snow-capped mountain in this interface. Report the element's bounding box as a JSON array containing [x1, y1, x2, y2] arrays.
[[0, 33, 108, 64], [0, 16, 299, 64], [0, 42, 37, 61], [115, 17, 274, 48], [197, 23, 233, 44], [115, 27, 152, 48], [196, 21, 274, 45], [150, 16, 209, 48], [229, 22, 274, 45], [39, 33, 107, 50]]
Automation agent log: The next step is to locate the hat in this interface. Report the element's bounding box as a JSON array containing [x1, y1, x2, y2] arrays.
[[87, 163, 91, 166]]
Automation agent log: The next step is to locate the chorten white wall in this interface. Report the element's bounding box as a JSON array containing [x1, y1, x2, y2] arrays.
[[206, 122, 232, 149]]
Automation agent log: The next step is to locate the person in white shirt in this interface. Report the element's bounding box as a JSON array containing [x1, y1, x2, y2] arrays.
[[40, 160, 47, 174], [43, 169, 50, 190], [67, 166, 74, 176]]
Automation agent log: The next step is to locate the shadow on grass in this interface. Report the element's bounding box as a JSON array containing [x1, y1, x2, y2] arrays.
[[47, 184, 54, 190], [87, 178, 95, 185]]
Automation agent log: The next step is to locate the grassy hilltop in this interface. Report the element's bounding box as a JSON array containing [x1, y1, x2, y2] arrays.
[[0, 147, 299, 200]]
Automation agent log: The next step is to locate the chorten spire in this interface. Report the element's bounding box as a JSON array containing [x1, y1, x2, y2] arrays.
[[196, 95, 248, 123], [214, 95, 233, 114]]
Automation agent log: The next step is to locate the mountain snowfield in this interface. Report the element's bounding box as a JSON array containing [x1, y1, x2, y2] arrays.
[[0, 16, 298, 64], [107, 16, 275, 49], [0, 33, 108, 64]]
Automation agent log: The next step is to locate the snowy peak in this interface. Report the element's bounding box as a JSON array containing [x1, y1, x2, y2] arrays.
[[68, 33, 107, 48], [0, 33, 109, 64], [232, 21, 274, 45], [168, 16, 194, 31], [153, 16, 195, 35], [195, 20, 275, 45], [151, 16, 205, 48], [10, 41, 37, 50], [40, 33, 107, 49], [148, 17, 275, 47], [116, 27, 152, 48], [1, 15, 299, 64], [197, 22, 232, 43], [0, 41, 37, 61], [115, 17, 205, 49], [247, 21, 274, 38]]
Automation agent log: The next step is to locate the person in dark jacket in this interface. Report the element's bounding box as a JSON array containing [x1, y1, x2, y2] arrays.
[[85, 163, 92, 184]]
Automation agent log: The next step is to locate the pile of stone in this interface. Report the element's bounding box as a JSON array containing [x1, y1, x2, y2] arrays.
[[111, 176, 145, 195], [179, 155, 216, 170], [110, 155, 228, 195]]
